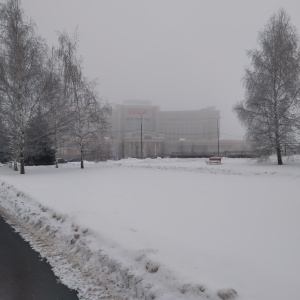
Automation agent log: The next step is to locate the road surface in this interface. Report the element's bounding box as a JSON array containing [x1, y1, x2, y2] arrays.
[[0, 214, 79, 300]]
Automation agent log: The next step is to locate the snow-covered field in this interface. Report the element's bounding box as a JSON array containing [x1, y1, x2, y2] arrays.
[[0, 157, 299, 300]]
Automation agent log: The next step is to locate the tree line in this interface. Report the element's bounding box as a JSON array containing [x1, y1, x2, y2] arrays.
[[0, 0, 111, 173], [1, 3, 299, 170]]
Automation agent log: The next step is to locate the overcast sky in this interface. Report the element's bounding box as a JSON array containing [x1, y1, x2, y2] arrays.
[[13, 0, 300, 139]]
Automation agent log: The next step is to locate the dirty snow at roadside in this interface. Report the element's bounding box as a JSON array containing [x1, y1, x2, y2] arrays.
[[0, 157, 299, 300]]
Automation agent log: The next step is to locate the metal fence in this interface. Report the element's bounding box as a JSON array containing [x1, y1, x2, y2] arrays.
[[170, 150, 256, 158]]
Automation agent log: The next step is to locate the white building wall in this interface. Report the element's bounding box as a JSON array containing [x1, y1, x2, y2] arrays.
[[110, 101, 246, 158]]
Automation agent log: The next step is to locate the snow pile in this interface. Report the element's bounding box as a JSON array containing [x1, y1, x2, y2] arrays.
[[0, 156, 299, 300], [0, 182, 172, 300]]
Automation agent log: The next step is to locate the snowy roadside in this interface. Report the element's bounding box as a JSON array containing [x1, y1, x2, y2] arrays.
[[0, 181, 136, 300], [0, 169, 228, 300], [0, 157, 299, 300]]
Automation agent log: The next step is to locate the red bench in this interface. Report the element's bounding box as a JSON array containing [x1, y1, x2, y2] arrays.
[[205, 157, 222, 165]]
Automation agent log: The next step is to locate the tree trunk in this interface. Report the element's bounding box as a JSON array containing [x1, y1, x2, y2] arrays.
[[20, 129, 25, 174], [276, 147, 283, 165], [13, 161, 18, 171], [54, 130, 58, 168], [20, 152, 25, 174], [275, 118, 283, 165], [80, 149, 84, 169]]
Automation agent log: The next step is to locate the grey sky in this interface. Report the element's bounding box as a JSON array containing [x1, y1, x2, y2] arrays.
[[16, 0, 300, 139]]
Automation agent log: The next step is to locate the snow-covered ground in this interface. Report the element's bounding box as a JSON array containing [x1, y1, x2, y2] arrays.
[[0, 157, 299, 300]]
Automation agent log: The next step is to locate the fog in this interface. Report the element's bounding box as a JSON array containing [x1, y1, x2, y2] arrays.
[[18, 0, 300, 140]]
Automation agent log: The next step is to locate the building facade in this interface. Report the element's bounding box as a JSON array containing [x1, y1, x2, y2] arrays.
[[108, 100, 248, 159]]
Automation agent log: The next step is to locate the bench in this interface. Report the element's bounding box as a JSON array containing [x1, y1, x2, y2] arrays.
[[205, 157, 222, 165]]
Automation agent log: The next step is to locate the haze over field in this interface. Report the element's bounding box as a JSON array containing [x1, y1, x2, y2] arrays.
[[17, 0, 300, 139]]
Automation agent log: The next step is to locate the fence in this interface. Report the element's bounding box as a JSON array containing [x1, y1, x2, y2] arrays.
[[170, 150, 256, 158]]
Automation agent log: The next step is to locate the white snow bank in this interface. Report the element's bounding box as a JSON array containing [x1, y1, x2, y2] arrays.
[[0, 156, 299, 300]]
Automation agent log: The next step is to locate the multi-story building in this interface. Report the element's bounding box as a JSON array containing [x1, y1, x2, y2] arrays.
[[108, 100, 248, 158], [159, 107, 219, 141], [110, 100, 164, 158]]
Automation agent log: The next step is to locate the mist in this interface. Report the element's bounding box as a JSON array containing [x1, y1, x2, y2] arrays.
[[19, 0, 300, 140]]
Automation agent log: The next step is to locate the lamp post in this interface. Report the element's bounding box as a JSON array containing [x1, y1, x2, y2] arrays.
[[213, 117, 221, 156], [137, 112, 145, 158]]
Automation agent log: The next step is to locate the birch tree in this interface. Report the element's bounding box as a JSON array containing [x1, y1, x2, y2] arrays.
[[57, 31, 111, 169], [0, 0, 48, 173], [43, 50, 73, 168], [233, 9, 300, 165]]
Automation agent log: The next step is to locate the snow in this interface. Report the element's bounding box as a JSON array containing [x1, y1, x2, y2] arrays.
[[0, 157, 299, 300]]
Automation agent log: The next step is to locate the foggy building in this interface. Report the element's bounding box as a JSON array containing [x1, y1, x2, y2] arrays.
[[110, 100, 164, 158], [110, 100, 225, 158], [158, 107, 220, 154], [159, 107, 219, 141]]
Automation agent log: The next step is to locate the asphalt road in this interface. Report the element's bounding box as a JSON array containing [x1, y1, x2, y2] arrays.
[[0, 215, 79, 300]]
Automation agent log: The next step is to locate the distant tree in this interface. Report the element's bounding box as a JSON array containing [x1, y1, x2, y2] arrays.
[[87, 140, 103, 161], [146, 142, 155, 157], [24, 109, 55, 166], [233, 9, 300, 165], [105, 137, 111, 160], [159, 141, 165, 157], [45, 49, 73, 168], [121, 139, 125, 159], [56, 31, 111, 169], [134, 142, 139, 158]]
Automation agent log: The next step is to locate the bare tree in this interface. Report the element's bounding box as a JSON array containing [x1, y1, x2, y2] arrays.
[[233, 9, 300, 165], [0, 0, 49, 173], [121, 139, 125, 159], [134, 142, 139, 158], [146, 142, 155, 158], [45, 49, 74, 168], [56, 31, 111, 169]]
